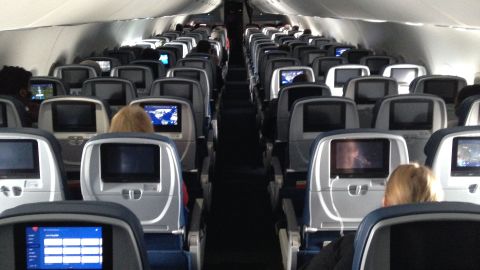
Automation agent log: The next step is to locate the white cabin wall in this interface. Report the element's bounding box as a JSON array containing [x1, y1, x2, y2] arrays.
[[0, 16, 186, 76], [289, 15, 480, 84]]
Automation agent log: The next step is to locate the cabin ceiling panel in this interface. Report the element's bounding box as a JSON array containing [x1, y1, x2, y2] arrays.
[[250, 0, 480, 28], [0, 0, 221, 31]]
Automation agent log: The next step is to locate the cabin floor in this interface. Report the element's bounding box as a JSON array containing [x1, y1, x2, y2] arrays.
[[204, 43, 282, 269]]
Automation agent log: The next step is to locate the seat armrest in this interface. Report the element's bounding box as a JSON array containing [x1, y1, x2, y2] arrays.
[[201, 156, 212, 210], [279, 198, 301, 270], [268, 156, 284, 209], [188, 198, 206, 270]]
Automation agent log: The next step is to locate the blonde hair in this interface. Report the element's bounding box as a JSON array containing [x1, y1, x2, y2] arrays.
[[384, 163, 443, 206], [109, 105, 154, 133]]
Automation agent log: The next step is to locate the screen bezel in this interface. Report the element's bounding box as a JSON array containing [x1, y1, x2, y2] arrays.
[[141, 102, 182, 133], [92, 83, 127, 106], [52, 102, 97, 133], [334, 68, 362, 87], [330, 138, 390, 178], [389, 100, 433, 130], [29, 83, 56, 103], [279, 70, 306, 87], [451, 137, 480, 177], [14, 222, 112, 270], [354, 80, 389, 104], [303, 102, 346, 132], [100, 143, 161, 183], [423, 79, 458, 104], [0, 139, 40, 179]]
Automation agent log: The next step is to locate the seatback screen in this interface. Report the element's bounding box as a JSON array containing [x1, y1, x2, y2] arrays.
[[15, 224, 112, 270], [101, 143, 160, 183], [0, 140, 39, 179], [391, 68, 418, 84], [423, 79, 458, 104], [307, 52, 327, 65], [335, 47, 351, 57], [160, 82, 192, 101], [118, 69, 145, 89], [95, 61, 111, 73], [159, 54, 169, 67], [174, 70, 201, 82], [143, 104, 182, 132], [330, 139, 390, 178], [390, 221, 480, 270], [303, 102, 345, 132], [334, 69, 362, 87], [451, 137, 480, 176], [61, 69, 89, 88], [347, 51, 370, 64], [30, 83, 55, 102], [355, 81, 388, 104], [52, 103, 96, 132], [319, 59, 342, 76], [92, 83, 126, 106], [280, 70, 305, 86], [389, 100, 433, 130]]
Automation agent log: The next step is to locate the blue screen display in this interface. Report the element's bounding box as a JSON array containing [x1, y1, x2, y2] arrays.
[[145, 105, 178, 126], [335, 47, 351, 57], [159, 54, 169, 65], [280, 70, 305, 86], [26, 226, 103, 269]]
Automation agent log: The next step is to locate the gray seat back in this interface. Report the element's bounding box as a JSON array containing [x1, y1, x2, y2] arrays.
[[82, 77, 137, 114], [37, 97, 110, 172], [0, 128, 68, 213], [130, 98, 197, 171], [110, 65, 154, 97], [149, 78, 206, 137], [288, 97, 360, 171], [374, 94, 447, 163], [344, 76, 399, 128], [80, 133, 185, 233], [53, 65, 98, 95], [305, 129, 409, 231]]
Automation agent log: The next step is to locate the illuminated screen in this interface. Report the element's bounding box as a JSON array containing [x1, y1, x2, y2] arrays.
[[423, 80, 458, 104], [0, 103, 7, 127], [92, 83, 126, 106], [101, 143, 160, 183], [451, 137, 480, 176], [0, 140, 39, 179], [391, 68, 418, 84], [61, 69, 89, 88], [334, 69, 362, 87], [390, 221, 480, 270], [389, 100, 433, 130], [52, 103, 96, 132], [95, 61, 111, 73], [355, 81, 388, 104], [335, 47, 351, 57], [143, 104, 182, 132], [23, 226, 105, 270], [280, 70, 305, 86], [118, 69, 145, 88], [30, 84, 55, 102], [330, 139, 390, 178], [303, 102, 345, 132], [159, 54, 169, 66]]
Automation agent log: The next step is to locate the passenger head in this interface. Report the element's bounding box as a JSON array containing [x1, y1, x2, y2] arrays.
[[455, 85, 480, 109], [303, 29, 312, 35], [175, 23, 184, 32], [109, 105, 154, 133], [80, 60, 102, 76], [292, 73, 309, 83], [292, 25, 299, 31], [0, 65, 32, 102], [140, 48, 160, 60], [196, 40, 212, 54], [383, 163, 443, 207]]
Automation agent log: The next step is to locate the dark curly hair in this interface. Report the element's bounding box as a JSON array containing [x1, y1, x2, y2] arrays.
[[0, 65, 32, 97]]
